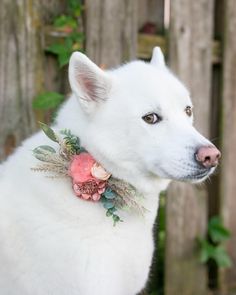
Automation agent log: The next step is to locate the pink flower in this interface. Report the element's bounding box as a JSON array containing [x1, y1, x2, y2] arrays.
[[69, 153, 110, 201], [91, 162, 111, 180]]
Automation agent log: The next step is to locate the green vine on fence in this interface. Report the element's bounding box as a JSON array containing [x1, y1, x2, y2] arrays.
[[46, 0, 84, 68], [33, 0, 84, 115], [198, 216, 232, 268]]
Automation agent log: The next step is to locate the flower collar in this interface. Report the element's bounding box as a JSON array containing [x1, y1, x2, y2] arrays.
[[32, 123, 146, 225]]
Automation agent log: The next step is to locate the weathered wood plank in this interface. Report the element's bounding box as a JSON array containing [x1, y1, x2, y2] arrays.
[[0, 1, 67, 161], [137, 34, 167, 59], [219, 0, 236, 292], [43, 28, 222, 64], [40, 0, 67, 23], [165, 1, 214, 294], [166, 184, 208, 295], [0, 0, 44, 160], [138, 0, 164, 33], [85, 0, 138, 67], [138, 34, 221, 63]]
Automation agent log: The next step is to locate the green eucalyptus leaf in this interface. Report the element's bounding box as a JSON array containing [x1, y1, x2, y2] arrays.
[[39, 122, 58, 143], [112, 214, 123, 226], [108, 207, 117, 214], [33, 145, 56, 154], [60, 129, 72, 137], [106, 210, 112, 217], [79, 147, 87, 153], [33, 145, 56, 161], [103, 188, 117, 199], [103, 201, 115, 210]]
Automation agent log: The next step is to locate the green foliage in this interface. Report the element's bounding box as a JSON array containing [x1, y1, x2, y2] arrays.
[[68, 0, 82, 17], [47, 32, 83, 67], [47, 43, 71, 68], [101, 188, 123, 226], [33, 0, 84, 118], [33, 92, 64, 110], [39, 122, 58, 143], [53, 15, 77, 30], [208, 216, 231, 243], [33, 145, 56, 161], [198, 216, 232, 268], [46, 0, 84, 68], [102, 188, 117, 200], [60, 129, 81, 155]]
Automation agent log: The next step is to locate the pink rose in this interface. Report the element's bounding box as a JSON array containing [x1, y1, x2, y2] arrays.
[[69, 153, 109, 201], [91, 162, 111, 180]]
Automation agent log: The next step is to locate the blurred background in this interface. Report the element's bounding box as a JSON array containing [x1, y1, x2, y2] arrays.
[[0, 0, 235, 294]]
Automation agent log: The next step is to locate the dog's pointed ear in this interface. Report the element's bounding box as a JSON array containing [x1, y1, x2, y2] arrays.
[[150, 47, 165, 67], [69, 52, 112, 114]]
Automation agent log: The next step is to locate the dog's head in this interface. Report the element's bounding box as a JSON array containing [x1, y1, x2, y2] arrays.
[[68, 48, 220, 183]]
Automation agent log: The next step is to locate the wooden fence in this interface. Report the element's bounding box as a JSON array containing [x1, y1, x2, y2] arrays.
[[0, 0, 236, 294]]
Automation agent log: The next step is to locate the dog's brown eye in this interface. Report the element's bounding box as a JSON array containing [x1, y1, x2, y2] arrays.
[[142, 113, 162, 124], [185, 106, 192, 117]]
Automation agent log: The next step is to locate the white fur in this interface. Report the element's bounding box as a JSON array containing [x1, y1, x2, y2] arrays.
[[0, 48, 215, 295]]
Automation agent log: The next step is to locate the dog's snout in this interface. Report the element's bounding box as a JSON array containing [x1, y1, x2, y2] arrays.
[[195, 146, 221, 168]]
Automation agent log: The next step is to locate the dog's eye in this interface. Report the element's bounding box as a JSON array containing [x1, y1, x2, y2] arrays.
[[185, 106, 192, 117], [142, 113, 162, 124]]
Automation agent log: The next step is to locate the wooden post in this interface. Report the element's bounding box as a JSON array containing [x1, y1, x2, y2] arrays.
[[0, 1, 44, 160], [219, 0, 236, 292], [0, 1, 67, 161], [165, 1, 214, 295], [85, 0, 138, 67]]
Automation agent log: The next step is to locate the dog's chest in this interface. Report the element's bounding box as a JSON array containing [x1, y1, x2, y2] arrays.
[[0, 201, 155, 294]]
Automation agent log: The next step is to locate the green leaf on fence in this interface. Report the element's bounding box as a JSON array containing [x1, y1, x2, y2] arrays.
[[58, 51, 71, 67], [33, 92, 64, 110], [198, 239, 215, 263], [46, 43, 71, 67], [208, 216, 231, 243], [68, 0, 82, 17], [53, 15, 77, 29], [214, 246, 232, 268], [198, 239, 232, 267], [198, 216, 232, 268], [46, 43, 66, 55]]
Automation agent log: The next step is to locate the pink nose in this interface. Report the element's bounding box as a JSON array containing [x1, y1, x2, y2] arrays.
[[195, 146, 221, 168]]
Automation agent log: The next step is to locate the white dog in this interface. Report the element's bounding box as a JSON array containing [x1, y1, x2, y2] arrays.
[[0, 47, 220, 295]]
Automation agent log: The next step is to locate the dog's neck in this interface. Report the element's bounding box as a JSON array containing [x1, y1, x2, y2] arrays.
[[56, 95, 170, 200]]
